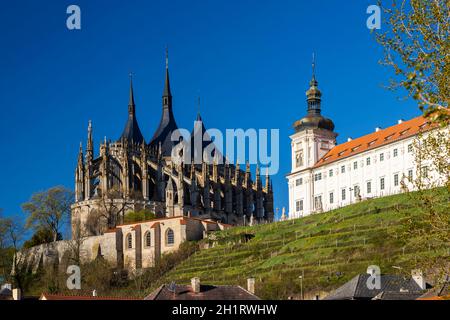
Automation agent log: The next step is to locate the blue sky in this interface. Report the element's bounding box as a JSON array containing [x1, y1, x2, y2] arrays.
[[0, 0, 419, 226]]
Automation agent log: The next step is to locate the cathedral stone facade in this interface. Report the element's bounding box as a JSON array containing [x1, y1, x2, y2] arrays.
[[72, 56, 274, 238]]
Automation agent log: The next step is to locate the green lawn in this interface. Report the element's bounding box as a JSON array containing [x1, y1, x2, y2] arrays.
[[147, 189, 449, 299]]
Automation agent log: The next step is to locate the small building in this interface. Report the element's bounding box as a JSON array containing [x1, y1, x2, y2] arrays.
[[323, 269, 428, 300], [145, 277, 260, 300], [16, 216, 231, 273]]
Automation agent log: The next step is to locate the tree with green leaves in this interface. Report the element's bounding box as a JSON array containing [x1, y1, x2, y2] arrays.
[[22, 186, 73, 242], [376, 0, 449, 283], [376, 0, 449, 125]]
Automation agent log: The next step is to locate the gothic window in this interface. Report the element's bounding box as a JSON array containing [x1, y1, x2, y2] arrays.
[[126, 233, 132, 249], [166, 228, 175, 246], [144, 231, 151, 247]]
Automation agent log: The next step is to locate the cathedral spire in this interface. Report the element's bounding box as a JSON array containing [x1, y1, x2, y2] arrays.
[[163, 46, 172, 99], [128, 73, 136, 115], [86, 120, 93, 157], [149, 47, 178, 156], [265, 167, 270, 190], [77, 142, 84, 166], [119, 74, 145, 144]]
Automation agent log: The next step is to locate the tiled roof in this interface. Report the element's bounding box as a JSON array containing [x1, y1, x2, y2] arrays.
[[418, 280, 450, 300], [324, 274, 425, 300], [314, 116, 434, 168], [145, 284, 260, 300], [39, 293, 141, 300]]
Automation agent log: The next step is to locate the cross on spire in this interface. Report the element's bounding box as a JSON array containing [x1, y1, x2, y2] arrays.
[[312, 52, 316, 78]]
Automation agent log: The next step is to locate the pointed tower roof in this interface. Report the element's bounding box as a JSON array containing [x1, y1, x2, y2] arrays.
[[190, 100, 225, 165], [293, 54, 335, 133], [163, 47, 172, 97], [119, 75, 145, 144], [149, 48, 179, 156]]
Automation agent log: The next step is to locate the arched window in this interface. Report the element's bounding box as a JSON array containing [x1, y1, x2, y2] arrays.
[[145, 231, 151, 247], [166, 228, 174, 246], [126, 233, 132, 249]]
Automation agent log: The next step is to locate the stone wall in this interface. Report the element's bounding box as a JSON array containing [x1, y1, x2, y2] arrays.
[[15, 217, 231, 275]]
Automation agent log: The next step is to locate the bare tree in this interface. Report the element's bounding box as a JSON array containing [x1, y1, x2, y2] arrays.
[[2, 215, 27, 290], [86, 187, 137, 235], [22, 186, 74, 242]]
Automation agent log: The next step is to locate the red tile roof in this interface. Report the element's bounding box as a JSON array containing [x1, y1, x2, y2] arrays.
[[313, 116, 435, 168]]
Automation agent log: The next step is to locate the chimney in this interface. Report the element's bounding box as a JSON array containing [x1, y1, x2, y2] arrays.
[[347, 137, 352, 142], [191, 277, 200, 294], [92, 289, 97, 297], [247, 278, 255, 295], [375, 127, 382, 132], [12, 288, 21, 301], [412, 270, 426, 290], [398, 119, 404, 124]]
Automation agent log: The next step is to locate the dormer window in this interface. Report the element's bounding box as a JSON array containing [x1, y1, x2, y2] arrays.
[[399, 128, 410, 136]]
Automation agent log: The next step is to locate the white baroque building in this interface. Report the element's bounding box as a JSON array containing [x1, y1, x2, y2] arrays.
[[287, 70, 440, 219]]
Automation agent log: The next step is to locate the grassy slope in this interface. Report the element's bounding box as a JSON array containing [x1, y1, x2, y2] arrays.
[[148, 190, 448, 299]]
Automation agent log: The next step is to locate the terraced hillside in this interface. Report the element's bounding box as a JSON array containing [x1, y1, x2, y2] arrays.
[[149, 189, 449, 299]]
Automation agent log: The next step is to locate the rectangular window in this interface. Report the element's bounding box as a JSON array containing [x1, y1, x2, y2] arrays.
[[354, 185, 360, 197], [295, 178, 302, 186], [408, 144, 413, 153], [314, 173, 322, 181], [380, 153, 384, 162], [329, 192, 334, 204], [314, 196, 322, 210], [341, 188, 346, 201], [394, 173, 399, 186], [393, 148, 398, 157], [353, 161, 358, 170], [329, 169, 333, 177], [366, 157, 371, 166], [367, 181, 372, 194], [380, 177, 385, 190], [421, 166, 428, 178], [408, 169, 413, 181], [295, 200, 303, 212], [341, 165, 345, 173]]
